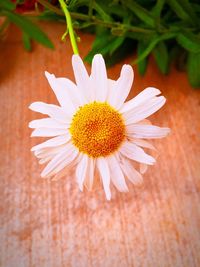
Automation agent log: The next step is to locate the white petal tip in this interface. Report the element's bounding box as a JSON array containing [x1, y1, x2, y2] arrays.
[[92, 54, 105, 65], [122, 64, 133, 73], [30, 146, 36, 152], [28, 121, 34, 128], [94, 54, 103, 59], [29, 103, 34, 110], [41, 171, 47, 178], [165, 128, 171, 135], [44, 71, 54, 79], [44, 70, 49, 76], [29, 102, 43, 111], [79, 185, 83, 192], [106, 196, 111, 201], [161, 96, 167, 104]]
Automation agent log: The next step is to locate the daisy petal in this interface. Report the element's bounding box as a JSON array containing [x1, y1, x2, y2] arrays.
[[124, 96, 166, 125], [76, 154, 88, 191], [84, 158, 95, 191], [72, 55, 91, 102], [120, 87, 161, 113], [131, 138, 156, 150], [31, 128, 67, 137], [34, 144, 66, 159], [109, 65, 133, 109], [106, 78, 116, 101], [126, 124, 170, 139], [140, 163, 148, 174], [120, 157, 143, 185], [29, 102, 70, 123], [29, 118, 69, 129], [91, 54, 108, 102], [120, 141, 156, 165], [51, 153, 82, 180], [41, 143, 78, 178], [108, 154, 128, 192], [97, 157, 111, 200], [45, 71, 78, 114], [39, 156, 52, 165], [31, 134, 70, 151]]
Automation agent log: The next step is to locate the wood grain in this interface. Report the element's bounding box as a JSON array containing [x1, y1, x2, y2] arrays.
[[0, 22, 200, 267]]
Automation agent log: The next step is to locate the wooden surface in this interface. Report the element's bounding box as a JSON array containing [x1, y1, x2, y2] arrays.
[[0, 22, 200, 267]]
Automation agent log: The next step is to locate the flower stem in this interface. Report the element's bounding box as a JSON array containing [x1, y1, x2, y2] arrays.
[[58, 0, 79, 55]]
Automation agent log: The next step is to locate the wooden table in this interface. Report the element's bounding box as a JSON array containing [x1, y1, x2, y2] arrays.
[[0, 22, 200, 267]]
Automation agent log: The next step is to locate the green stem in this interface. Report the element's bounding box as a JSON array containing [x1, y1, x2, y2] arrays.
[[58, 0, 79, 55], [37, 0, 154, 34]]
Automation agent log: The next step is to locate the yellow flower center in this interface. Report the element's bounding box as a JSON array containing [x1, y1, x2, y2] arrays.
[[70, 102, 125, 158]]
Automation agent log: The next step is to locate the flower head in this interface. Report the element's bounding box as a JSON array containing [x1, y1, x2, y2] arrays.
[[29, 54, 170, 200]]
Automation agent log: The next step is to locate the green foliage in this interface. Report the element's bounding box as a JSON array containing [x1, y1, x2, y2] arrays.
[[0, 0, 54, 49], [0, 0, 200, 87], [153, 41, 169, 74], [187, 52, 200, 88]]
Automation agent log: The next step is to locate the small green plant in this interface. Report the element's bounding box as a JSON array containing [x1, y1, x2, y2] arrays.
[[1, 0, 200, 88]]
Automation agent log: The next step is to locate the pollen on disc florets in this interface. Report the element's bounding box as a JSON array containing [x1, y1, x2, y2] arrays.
[[69, 102, 125, 158]]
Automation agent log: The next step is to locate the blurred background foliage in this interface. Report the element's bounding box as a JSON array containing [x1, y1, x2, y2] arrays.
[[0, 0, 200, 88]]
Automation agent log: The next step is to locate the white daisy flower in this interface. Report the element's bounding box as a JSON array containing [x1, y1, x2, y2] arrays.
[[29, 54, 170, 200]]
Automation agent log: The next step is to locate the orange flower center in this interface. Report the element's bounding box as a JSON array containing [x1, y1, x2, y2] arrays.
[[70, 102, 125, 158]]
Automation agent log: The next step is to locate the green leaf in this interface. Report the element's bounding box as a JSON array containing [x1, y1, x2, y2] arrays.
[[177, 32, 200, 53], [187, 52, 200, 88], [137, 41, 148, 75], [22, 32, 32, 51], [123, 0, 155, 27], [176, 0, 199, 25], [84, 32, 112, 62], [0, 0, 16, 11], [3, 10, 54, 49], [151, 0, 165, 18], [109, 36, 125, 55], [153, 41, 169, 74], [133, 32, 177, 64], [168, 0, 191, 23], [93, 2, 112, 22]]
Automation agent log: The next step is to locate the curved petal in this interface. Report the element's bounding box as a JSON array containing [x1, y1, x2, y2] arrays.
[[29, 102, 70, 123], [76, 153, 88, 191], [120, 141, 156, 165], [31, 134, 71, 151], [29, 118, 69, 129], [126, 124, 170, 139], [120, 87, 161, 113], [31, 128, 68, 137], [51, 154, 81, 181], [140, 163, 148, 174], [39, 156, 52, 165], [130, 138, 156, 150], [108, 154, 128, 192], [84, 158, 95, 191], [45, 71, 78, 114], [120, 157, 143, 185], [41, 142, 78, 178], [90, 54, 108, 102], [109, 65, 133, 109], [72, 55, 91, 102], [34, 144, 67, 159], [97, 157, 111, 200], [123, 96, 166, 125]]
